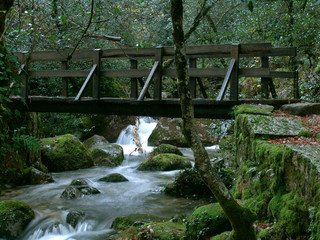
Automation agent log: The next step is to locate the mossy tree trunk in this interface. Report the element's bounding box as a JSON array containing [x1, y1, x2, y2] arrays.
[[170, 0, 256, 239]]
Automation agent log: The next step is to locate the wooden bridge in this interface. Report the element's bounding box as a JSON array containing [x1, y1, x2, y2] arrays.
[[9, 43, 299, 119]]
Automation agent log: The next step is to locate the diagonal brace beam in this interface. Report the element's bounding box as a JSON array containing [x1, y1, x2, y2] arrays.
[[75, 64, 97, 101], [138, 61, 159, 101], [216, 59, 236, 101]]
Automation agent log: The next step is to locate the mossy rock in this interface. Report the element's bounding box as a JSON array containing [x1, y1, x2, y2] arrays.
[[137, 153, 191, 171], [164, 168, 213, 199], [66, 210, 85, 228], [256, 226, 286, 240], [83, 134, 109, 149], [148, 118, 217, 147], [234, 104, 274, 116], [41, 134, 93, 172], [89, 144, 124, 166], [185, 203, 232, 240], [210, 231, 231, 240], [98, 173, 128, 183], [268, 192, 309, 237], [111, 214, 169, 230], [151, 144, 183, 156], [60, 178, 100, 199], [0, 200, 35, 239], [137, 221, 185, 240]]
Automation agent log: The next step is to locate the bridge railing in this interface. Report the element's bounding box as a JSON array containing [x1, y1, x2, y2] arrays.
[[13, 43, 297, 101]]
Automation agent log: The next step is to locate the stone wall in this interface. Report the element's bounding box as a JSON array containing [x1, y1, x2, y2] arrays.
[[234, 104, 320, 239]]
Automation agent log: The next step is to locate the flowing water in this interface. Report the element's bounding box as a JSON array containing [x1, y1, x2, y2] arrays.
[[1, 117, 214, 240]]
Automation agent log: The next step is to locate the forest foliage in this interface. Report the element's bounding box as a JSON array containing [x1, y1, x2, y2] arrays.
[[0, 0, 320, 176]]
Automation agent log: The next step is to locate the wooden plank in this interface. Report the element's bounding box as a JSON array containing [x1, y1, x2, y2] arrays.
[[61, 61, 69, 97], [153, 47, 163, 100], [189, 58, 197, 98], [197, 78, 208, 98], [138, 61, 159, 101], [240, 43, 271, 54], [230, 44, 239, 100], [101, 48, 155, 59], [75, 64, 97, 101], [239, 68, 270, 77], [93, 49, 101, 100], [217, 59, 236, 101], [101, 69, 150, 78], [29, 70, 89, 78], [270, 71, 296, 78], [138, 78, 152, 98], [28, 49, 94, 62], [130, 60, 138, 98], [163, 68, 227, 78], [261, 57, 270, 98]]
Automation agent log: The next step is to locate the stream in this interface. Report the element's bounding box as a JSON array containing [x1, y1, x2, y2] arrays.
[[1, 117, 216, 240]]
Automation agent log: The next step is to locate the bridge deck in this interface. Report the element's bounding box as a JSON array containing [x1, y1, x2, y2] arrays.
[[9, 96, 298, 119]]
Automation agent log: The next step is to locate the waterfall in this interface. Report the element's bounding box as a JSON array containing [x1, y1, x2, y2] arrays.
[[116, 117, 157, 155]]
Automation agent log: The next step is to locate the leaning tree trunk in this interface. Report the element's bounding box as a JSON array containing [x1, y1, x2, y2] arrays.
[[170, 0, 256, 239]]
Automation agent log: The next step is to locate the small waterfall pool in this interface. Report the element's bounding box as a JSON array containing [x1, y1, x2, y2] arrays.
[[1, 117, 214, 240]]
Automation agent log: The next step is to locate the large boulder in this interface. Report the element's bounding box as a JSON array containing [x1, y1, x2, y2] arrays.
[[41, 134, 93, 172], [0, 200, 35, 239], [148, 118, 217, 147], [83, 135, 109, 149], [282, 103, 320, 116], [80, 115, 136, 142], [60, 178, 100, 199], [89, 144, 124, 166], [26, 167, 54, 185], [151, 144, 183, 156], [185, 203, 232, 240], [137, 154, 191, 171], [164, 168, 213, 199]]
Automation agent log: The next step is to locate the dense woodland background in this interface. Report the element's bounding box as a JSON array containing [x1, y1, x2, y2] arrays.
[[0, 0, 320, 183]]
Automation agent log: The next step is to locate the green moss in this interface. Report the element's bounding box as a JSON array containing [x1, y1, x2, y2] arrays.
[[234, 105, 274, 116], [137, 153, 191, 171], [210, 231, 231, 240], [0, 200, 35, 239], [185, 203, 232, 240], [164, 168, 213, 199], [98, 173, 128, 182], [138, 222, 185, 240], [298, 130, 314, 137], [268, 192, 309, 237], [111, 214, 168, 230], [151, 144, 183, 156], [41, 134, 93, 172]]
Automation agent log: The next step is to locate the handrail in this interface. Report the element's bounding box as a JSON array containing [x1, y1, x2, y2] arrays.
[[12, 43, 298, 102], [75, 64, 97, 101]]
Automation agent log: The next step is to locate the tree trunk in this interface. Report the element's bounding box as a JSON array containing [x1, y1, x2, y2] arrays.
[[170, 1, 256, 239], [0, 0, 14, 41]]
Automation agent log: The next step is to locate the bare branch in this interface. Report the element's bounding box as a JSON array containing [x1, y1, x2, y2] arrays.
[[67, 0, 94, 61], [88, 33, 122, 42]]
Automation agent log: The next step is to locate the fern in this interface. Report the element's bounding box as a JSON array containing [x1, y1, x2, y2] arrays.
[[13, 133, 41, 152]]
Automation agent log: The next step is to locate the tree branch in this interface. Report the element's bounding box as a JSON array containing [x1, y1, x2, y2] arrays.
[[67, 0, 94, 61]]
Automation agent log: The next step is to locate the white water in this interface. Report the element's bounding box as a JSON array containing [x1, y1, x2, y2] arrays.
[[1, 117, 212, 240]]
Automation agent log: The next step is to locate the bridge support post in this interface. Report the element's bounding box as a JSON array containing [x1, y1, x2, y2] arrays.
[[93, 49, 101, 100], [153, 46, 163, 100], [230, 44, 239, 101], [61, 61, 69, 97], [189, 58, 197, 98], [21, 51, 29, 98], [130, 59, 138, 99]]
